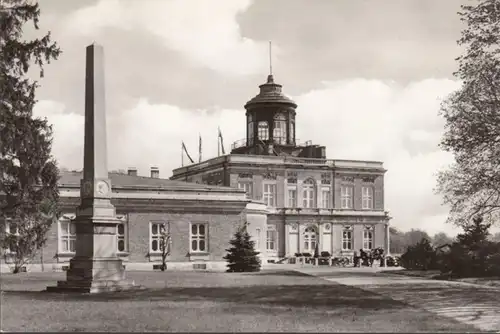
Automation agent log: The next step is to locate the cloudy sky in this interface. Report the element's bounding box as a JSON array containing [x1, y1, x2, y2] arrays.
[[28, 0, 478, 236]]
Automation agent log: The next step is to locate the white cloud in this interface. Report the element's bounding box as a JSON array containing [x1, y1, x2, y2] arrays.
[[35, 78, 469, 236], [63, 0, 271, 76]]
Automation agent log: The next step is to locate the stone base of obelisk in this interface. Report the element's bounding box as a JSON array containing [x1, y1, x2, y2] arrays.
[[46, 257, 143, 293]]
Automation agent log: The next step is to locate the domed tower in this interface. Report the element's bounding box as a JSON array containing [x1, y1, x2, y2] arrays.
[[231, 74, 299, 156]]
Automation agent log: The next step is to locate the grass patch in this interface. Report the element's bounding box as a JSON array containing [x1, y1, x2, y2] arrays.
[[0, 270, 480, 332], [380, 269, 500, 288]]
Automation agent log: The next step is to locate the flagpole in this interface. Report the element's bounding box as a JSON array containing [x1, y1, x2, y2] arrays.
[[217, 127, 220, 156], [199, 134, 202, 163], [181, 141, 184, 167]]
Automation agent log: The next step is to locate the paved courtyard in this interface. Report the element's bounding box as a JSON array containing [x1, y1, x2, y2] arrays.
[[0, 269, 482, 332], [296, 266, 500, 332]]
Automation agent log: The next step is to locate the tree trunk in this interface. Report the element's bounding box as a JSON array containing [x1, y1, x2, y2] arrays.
[[41, 251, 44, 272]]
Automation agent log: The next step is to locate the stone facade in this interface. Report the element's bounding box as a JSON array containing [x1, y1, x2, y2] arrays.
[[171, 155, 391, 262], [171, 74, 391, 262]]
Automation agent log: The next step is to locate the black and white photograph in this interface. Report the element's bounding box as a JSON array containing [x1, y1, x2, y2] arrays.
[[1, 0, 500, 332]]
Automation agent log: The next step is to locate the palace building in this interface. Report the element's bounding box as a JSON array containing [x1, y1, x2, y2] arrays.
[[171, 74, 391, 262], [1, 73, 390, 273]]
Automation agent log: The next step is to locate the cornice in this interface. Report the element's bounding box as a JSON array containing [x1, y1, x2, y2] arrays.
[[58, 197, 248, 214]]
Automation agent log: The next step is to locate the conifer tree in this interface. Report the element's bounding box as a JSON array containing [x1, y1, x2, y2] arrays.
[[456, 216, 491, 250], [0, 0, 61, 273], [223, 222, 261, 272]]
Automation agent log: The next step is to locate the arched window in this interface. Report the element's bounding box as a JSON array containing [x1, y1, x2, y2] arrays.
[[258, 121, 269, 141], [302, 178, 316, 208], [273, 113, 287, 145], [303, 226, 317, 252]]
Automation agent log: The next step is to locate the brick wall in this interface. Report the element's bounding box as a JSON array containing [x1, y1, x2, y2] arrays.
[[1, 210, 245, 268], [127, 211, 244, 262]]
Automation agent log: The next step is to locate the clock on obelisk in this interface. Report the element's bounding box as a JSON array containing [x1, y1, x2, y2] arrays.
[[48, 44, 138, 293]]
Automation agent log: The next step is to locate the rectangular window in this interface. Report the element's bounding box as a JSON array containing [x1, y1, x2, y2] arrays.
[[287, 187, 297, 208], [362, 186, 374, 209], [263, 183, 277, 207], [258, 121, 269, 141], [150, 222, 169, 253], [190, 223, 208, 253], [59, 220, 76, 253], [238, 182, 253, 199], [302, 186, 315, 208], [340, 186, 353, 209], [342, 228, 353, 251], [321, 188, 331, 209], [266, 225, 277, 251], [363, 229, 374, 250], [4, 221, 20, 253], [255, 228, 261, 250], [117, 223, 126, 252]]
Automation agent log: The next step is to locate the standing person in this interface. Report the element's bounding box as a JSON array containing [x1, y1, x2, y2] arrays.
[[353, 250, 359, 267]]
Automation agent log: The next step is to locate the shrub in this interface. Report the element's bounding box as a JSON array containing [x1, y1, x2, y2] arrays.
[[400, 238, 438, 270], [437, 216, 500, 278]]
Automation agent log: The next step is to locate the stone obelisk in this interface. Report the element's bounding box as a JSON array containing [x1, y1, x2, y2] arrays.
[[48, 44, 137, 293]]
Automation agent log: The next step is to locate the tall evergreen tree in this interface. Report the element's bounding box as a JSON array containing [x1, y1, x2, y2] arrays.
[[223, 222, 261, 272], [0, 0, 61, 273]]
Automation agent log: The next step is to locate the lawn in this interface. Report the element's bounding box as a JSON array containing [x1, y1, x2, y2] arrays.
[[381, 269, 500, 288], [0, 269, 480, 332]]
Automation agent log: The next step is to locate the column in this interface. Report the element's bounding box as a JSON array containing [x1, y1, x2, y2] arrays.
[[285, 224, 290, 256], [297, 223, 301, 253], [384, 223, 390, 266], [316, 179, 322, 209], [316, 223, 321, 266]]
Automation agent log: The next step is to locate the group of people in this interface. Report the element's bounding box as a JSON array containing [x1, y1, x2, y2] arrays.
[[353, 247, 385, 267]]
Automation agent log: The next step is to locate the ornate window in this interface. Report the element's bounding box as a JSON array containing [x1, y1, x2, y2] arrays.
[[302, 178, 316, 208], [263, 183, 277, 207], [150, 222, 169, 253], [340, 186, 353, 209], [238, 182, 253, 199], [363, 227, 374, 250], [303, 226, 317, 252], [321, 187, 331, 209], [287, 186, 297, 208], [190, 223, 208, 253], [59, 215, 76, 254], [289, 121, 295, 143], [342, 226, 353, 251], [257, 121, 269, 141], [266, 225, 277, 251], [362, 186, 374, 209]]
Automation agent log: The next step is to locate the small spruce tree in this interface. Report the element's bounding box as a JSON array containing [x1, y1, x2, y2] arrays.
[[223, 222, 261, 272], [456, 216, 491, 250]]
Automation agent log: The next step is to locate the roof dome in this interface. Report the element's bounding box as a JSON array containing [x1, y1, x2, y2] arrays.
[[244, 75, 297, 109]]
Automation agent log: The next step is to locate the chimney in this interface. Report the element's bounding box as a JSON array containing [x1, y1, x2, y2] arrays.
[[127, 167, 137, 176], [150, 167, 159, 179]]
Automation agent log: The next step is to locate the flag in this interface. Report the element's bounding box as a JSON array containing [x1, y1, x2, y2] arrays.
[[182, 141, 194, 164], [218, 127, 226, 155], [199, 134, 202, 163]]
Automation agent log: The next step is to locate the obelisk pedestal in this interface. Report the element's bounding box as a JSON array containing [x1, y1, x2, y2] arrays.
[[47, 44, 139, 293]]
